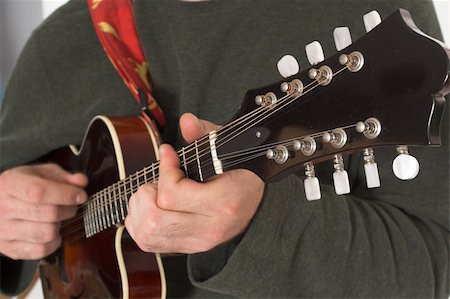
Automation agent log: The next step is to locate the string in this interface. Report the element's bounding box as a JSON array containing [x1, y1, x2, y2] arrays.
[[61, 65, 351, 241]]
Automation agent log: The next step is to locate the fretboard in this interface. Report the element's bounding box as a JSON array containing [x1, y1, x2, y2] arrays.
[[83, 136, 220, 238]]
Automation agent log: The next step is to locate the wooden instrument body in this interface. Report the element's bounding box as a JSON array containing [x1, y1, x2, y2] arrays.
[[39, 116, 165, 299]]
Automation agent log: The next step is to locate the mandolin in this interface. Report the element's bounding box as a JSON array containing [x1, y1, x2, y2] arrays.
[[39, 9, 449, 299]]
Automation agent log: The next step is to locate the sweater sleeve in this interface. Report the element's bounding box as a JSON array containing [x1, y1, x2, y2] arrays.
[[187, 2, 449, 297]]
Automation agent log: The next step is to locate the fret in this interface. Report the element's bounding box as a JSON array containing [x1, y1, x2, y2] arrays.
[[119, 182, 128, 220], [105, 187, 111, 227], [123, 180, 131, 215], [119, 192, 125, 221], [108, 188, 114, 227], [95, 195, 102, 232], [100, 190, 107, 230], [181, 147, 188, 177], [194, 140, 204, 181], [113, 185, 123, 222], [83, 204, 89, 237], [113, 195, 120, 225], [88, 198, 94, 236]]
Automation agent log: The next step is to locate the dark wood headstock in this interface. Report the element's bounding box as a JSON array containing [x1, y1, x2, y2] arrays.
[[212, 9, 449, 183]]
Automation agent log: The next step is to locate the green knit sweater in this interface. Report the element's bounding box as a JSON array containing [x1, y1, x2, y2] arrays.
[[1, 0, 448, 297]]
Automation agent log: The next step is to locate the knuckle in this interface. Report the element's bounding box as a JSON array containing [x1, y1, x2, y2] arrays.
[[27, 182, 45, 203], [222, 199, 241, 217], [39, 225, 59, 243], [204, 225, 228, 244], [157, 192, 175, 210], [143, 216, 161, 235], [39, 205, 60, 221]]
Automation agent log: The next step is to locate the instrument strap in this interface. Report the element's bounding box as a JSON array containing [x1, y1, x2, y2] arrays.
[[87, 0, 166, 140]]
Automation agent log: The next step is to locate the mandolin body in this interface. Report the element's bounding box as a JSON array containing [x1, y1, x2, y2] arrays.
[[39, 116, 165, 299]]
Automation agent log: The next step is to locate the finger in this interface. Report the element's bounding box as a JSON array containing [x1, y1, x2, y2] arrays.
[[0, 220, 61, 244], [157, 169, 263, 215], [157, 144, 188, 186], [0, 238, 61, 260], [2, 165, 87, 205], [127, 202, 237, 253], [156, 144, 205, 211], [126, 183, 246, 253], [39, 164, 88, 191], [2, 198, 78, 222], [179, 113, 221, 143]]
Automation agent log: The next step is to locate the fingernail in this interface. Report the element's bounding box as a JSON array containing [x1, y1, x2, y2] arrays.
[[159, 144, 169, 157], [76, 193, 87, 204]]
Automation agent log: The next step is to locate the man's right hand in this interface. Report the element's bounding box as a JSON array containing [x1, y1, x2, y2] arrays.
[[0, 164, 87, 260]]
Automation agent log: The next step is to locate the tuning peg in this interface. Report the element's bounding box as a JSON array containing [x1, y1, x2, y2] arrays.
[[392, 146, 420, 180], [277, 55, 300, 78], [363, 148, 380, 188], [305, 41, 324, 65], [333, 154, 350, 195], [333, 27, 352, 51], [363, 11, 382, 32], [304, 163, 321, 201]]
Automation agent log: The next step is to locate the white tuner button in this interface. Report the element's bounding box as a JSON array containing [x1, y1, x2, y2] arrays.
[[277, 55, 300, 78], [333, 154, 350, 195], [304, 177, 321, 201], [305, 41, 324, 65], [304, 163, 321, 201], [333, 170, 350, 195], [363, 148, 380, 188], [392, 154, 420, 180], [363, 11, 382, 32], [333, 27, 352, 51], [364, 163, 380, 188]]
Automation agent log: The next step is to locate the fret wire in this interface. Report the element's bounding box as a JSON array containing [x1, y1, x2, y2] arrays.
[[99, 192, 105, 230], [94, 193, 101, 233], [194, 140, 204, 181], [83, 205, 89, 237], [107, 187, 113, 227], [88, 199, 95, 236], [119, 194, 125, 221], [85, 198, 90, 237], [182, 147, 188, 177], [113, 193, 120, 225]]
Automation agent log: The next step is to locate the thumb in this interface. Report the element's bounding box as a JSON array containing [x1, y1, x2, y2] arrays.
[[179, 113, 221, 143]]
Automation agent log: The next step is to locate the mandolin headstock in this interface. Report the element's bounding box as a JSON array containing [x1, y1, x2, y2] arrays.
[[213, 9, 449, 200]]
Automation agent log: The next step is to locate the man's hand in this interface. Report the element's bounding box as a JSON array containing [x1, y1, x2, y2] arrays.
[[0, 164, 88, 259], [125, 113, 265, 254]]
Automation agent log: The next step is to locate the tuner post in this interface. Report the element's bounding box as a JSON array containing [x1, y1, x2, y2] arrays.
[[339, 51, 364, 72], [308, 65, 333, 86], [356, 117, 381, 139]]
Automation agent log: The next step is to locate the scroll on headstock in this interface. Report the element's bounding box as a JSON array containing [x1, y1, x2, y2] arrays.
[[215, 9, 450, 200]]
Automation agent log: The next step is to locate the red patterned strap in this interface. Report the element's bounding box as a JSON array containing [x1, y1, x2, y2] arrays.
[[87, 0, 166, 137]]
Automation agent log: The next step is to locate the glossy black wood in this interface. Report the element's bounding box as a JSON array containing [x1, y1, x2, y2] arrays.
[[217, 9, 449, 182]]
